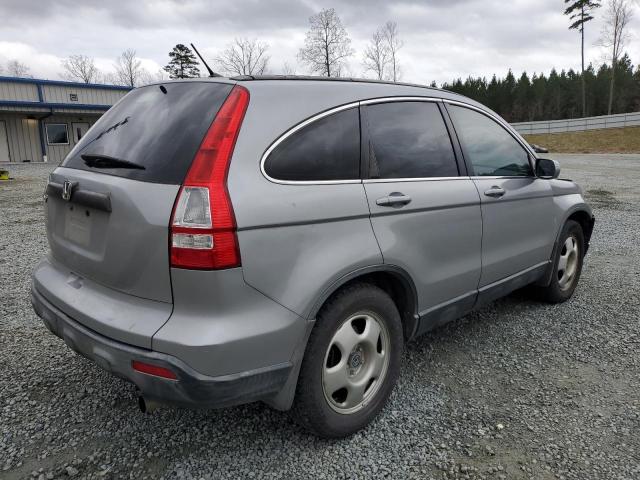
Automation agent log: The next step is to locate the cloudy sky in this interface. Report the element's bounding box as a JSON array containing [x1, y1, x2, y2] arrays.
[[1, 0, 639, 85]]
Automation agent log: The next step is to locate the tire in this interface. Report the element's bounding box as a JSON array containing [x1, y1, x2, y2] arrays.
[[292, 283, 403, 438], [536, 220, 585, 303]]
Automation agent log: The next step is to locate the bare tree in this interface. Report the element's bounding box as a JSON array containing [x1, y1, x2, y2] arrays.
[[382, 21, 403, 82], [6, 60, 32, 78], [61, 55, 101, 83], [114, 49, 143, 87], [138, 68, 168, 86], [598, 0, 633, 114], [215, 38, 270, 76], [281, 62, 297, 75], [363, 29, 389, 80], [298, 8, 354, 77]]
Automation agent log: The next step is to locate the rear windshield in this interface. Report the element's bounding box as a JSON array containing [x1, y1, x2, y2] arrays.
[[61, 82, 233, 184]]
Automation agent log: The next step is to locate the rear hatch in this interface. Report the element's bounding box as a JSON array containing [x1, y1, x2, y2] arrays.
[[45, 81, 234, 305]]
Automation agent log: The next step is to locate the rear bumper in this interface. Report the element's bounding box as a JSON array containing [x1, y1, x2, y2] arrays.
[[31, 285, 292, 408]]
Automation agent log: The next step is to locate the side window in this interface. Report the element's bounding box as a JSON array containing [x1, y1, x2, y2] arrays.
[[365, 101, 458, 179], [448, 105, 533, 177], [264, 107, 360, 181]]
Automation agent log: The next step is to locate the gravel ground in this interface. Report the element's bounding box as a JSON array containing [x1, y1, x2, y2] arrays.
[[1, 155, 639, 480]]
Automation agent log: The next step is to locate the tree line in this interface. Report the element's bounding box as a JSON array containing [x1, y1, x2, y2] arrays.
[[441, 57, 640, 123]]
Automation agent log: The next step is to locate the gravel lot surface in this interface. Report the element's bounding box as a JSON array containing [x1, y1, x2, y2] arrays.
[[1, 155, 639, 479]]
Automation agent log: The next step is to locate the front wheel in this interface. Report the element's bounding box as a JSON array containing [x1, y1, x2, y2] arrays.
[[536, 220, 585, 303], [292, 283, 403, 438]]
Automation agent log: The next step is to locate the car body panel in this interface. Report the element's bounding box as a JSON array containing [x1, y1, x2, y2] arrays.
[[45, 167, 179, 304], [32, 256, 172, 349], [363, 178, 482, 314], [153, 268, 309, 377], [471, 177, 556, 286], [236, 185, 382, 319]]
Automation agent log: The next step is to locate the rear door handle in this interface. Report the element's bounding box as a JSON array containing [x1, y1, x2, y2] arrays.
[[376, 192, 412, 208], [484, 186, 506, 198]]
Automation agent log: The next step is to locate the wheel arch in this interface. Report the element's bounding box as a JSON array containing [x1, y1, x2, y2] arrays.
[[536, 205, 594, 287], [265, 264, 419, 411], [307, 265, 419, 342], [566, 208, 595, 249]]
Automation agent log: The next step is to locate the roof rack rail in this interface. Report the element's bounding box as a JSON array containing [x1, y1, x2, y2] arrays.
[[228, 74, 439, 92]]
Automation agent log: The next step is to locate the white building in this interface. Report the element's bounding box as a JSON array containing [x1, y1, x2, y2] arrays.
[[0, 76, 131, 163]]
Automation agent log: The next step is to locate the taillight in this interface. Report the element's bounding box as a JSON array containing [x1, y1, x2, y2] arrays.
[[170, 86, 249, 270]]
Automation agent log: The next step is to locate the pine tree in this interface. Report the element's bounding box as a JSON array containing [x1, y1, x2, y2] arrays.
[[163, 44, 201, 79], [564, 0, 601, 117]]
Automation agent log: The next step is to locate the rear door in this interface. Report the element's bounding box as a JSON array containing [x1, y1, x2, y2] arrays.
[[46, 81, 233, 303], [361, 99, 482, 331], [445, 103, 555, 288]]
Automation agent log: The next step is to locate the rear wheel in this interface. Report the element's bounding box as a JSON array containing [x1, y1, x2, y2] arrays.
[[293, 283, 403, 438], [536, 220, 585, 303]]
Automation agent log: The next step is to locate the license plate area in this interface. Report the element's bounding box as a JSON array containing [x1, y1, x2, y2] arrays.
[[64, 205, 92, 247]]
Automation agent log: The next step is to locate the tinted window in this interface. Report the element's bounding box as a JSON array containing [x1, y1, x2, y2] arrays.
[[46, 124, 69, 145], [366, 102, 458, 179], [62, 82, 233, 184], [448, 105, 532, 177], [265, 108, 360, 181]]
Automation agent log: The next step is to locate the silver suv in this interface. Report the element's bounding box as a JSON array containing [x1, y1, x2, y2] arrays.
[[31, 77, 594, 438]]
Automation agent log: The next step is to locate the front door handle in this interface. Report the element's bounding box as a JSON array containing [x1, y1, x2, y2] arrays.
[[484, 186, 506, 198], [376, 192, 412, 208]]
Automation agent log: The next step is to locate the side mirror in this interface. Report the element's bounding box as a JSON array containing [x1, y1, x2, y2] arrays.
[[535, 158, 560, 179]]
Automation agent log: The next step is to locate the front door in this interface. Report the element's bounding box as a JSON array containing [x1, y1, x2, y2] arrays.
[[71, 122, 90, 144], [0, 121, 10, 162], [361, 100, 482, 331], [446, 104, 555, 289]]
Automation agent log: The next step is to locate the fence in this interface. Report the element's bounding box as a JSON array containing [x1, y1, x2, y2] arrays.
[[511, 111, 640, 135]]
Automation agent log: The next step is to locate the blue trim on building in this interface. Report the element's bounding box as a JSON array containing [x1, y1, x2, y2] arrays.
[[0, 75, 132, 91], [38, 118, 48, 159], [36, 84, 44, 102], [0, 100, 112, 111]]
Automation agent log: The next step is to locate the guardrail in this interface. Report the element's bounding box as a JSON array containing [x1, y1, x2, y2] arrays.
[[512, 111, 640, 135]]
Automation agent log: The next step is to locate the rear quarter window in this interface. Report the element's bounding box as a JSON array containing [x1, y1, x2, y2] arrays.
[[264, 107, 360, 182], [61, 82, 233, 184]]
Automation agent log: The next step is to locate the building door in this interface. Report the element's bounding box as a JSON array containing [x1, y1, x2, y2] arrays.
[[0, 121, 10, 162], [71, 122, 90, 144]]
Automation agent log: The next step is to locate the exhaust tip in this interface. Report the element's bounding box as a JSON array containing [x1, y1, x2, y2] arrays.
[[138, 396, 160, 414]]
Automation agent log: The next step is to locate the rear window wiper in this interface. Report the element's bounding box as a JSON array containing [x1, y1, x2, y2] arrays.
[[81, 154, 145, 170]]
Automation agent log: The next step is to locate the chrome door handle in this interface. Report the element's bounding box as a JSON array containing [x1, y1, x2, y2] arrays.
[[376, 192, 412, 207], [484, 186, 506, 198]]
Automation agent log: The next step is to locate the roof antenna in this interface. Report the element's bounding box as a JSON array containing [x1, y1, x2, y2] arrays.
[[191, 43, 222, 77]]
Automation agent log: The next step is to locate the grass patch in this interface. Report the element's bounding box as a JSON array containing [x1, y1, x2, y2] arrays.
[[523, 126, 640, 154]]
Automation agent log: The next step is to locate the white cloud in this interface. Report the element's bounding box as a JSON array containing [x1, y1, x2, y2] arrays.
[[0, 0, 638, 84]]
